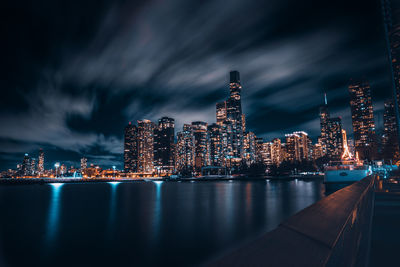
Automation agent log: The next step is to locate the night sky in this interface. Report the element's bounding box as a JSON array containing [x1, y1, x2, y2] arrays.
[[0, 0, 392, 170]]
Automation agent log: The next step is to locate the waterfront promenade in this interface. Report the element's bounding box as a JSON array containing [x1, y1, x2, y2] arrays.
[[208, 176, 376, 266]]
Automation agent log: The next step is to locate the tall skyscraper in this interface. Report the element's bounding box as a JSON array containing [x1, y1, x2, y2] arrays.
[[191, 121, 209, 172], [175, 124, 195, 173], [21, 153, 30, 176], [271, 138, 283, 166], [348, 80, 377, 160], [225, 71, 244, 160], [319, 93, 330, 154], [382, 0, 400, 146], [38, 148, 44, 175], [383, 100, 399, 161], [137, 119, 155, 173], [208, 123, 223, 166], [154, 117, 175, 174], [325, 117, 343, 160], [124, 123, 138, 173]]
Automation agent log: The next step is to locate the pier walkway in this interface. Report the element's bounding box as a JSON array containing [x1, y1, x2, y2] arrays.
[[209, 176, 376, 267]]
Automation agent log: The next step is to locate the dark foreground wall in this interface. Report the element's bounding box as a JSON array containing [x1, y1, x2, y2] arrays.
[[208, 176, 376, 267]]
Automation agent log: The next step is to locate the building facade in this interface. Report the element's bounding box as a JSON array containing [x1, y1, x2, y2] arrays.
[[191, 121, 209, 172], [175, 124, 195, 173], [348, 80, 377, 160], [124, 123, 138, 173], [154, 117, 175, 174], [137, 120, 155, 173]]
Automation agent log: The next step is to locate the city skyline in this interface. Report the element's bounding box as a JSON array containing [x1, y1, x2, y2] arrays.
[[0, 71, 394, 172], [4, 69, 395, 177], [0, 0, 394, 170]]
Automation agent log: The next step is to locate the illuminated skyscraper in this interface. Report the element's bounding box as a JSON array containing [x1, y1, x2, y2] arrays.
[[175, 124, 195, 173], [137, 119, 155, 173], [319, 93, 329, 154], [21, 153, 30, 176], [124, 123, 138, 173], [325, 117, 343, 160], [191, 121, 209, 172], [154, 117, 175, 174], [38, 148, 44, 175], [208, 123, 223, 166], [383, 100, 399, 161], [271, 138, 283, 166], [225, 71, 244, 160], [348, 80, 377, 160]]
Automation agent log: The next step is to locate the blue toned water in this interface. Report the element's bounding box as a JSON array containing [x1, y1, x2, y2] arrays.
[[0, 179, 325, 266]]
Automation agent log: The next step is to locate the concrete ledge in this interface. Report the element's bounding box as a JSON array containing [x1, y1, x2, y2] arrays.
[[208, 176, 375, 267]]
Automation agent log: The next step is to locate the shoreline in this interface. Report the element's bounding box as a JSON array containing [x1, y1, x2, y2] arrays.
[[0, 175, 323, 185]]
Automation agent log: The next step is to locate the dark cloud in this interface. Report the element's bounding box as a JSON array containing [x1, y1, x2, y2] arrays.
[[0, 0, 391, 170]]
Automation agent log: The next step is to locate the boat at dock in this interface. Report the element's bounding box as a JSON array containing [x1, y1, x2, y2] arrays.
[[324, 129, 372, 183]]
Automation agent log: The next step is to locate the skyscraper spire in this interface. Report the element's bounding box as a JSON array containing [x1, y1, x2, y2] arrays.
[[324, 92, 328, 105]]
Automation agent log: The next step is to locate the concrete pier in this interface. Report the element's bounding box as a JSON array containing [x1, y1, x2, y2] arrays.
[[209, 176, 376, 267]]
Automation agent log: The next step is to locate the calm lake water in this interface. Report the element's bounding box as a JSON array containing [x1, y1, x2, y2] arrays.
[[0, 179, 325, 267]]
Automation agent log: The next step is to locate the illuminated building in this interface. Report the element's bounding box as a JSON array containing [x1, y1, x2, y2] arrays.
[[221, 71, 245, 162], [216, 101, 227, 126], [271, 138, 283, 166], [319, 93, 329, 154], [21, 153, 30, 176], [285, 131, 310, 162], [313, 139, 324, 160], [124, 123, 138, 173], [243, 131, 256, 165], [175, 124, 195, 173], [154, 117, 175, 174], [38, 148, 44, 175], [30, 158, 36, 176], [348, 80, 377, 160], [255, 137, 264, 163], [262, 142, 273, 166], [326, 117, 343, 160], [383, 100, 399, 161], [80, 157, 87, 174], [382, 0, 400, 144], [191, 121, 209, 172], [208, 123, 224, 166], [137, 119, 155, 173]]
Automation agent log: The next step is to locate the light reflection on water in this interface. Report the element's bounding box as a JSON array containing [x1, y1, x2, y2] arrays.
[[45, 183, 64, 246], [1, 179, 325, 267], [107, 182, 120, 238], [152, 181, 163, 243]]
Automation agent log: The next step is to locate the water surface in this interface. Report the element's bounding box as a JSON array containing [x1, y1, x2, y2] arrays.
[[0, 179, 325, 266]]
